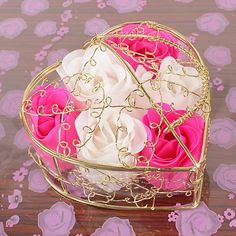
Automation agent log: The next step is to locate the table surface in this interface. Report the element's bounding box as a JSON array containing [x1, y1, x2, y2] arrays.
[[0, 0, 236, 235]]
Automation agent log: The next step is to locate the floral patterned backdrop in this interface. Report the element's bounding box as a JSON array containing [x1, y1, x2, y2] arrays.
[[0, 0, 236, 235]]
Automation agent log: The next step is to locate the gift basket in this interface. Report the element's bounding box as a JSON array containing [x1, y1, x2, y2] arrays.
[[20, 21, 210, 210]]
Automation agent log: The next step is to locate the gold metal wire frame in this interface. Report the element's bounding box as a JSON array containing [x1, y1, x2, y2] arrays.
[[20, 21, 210, 210]]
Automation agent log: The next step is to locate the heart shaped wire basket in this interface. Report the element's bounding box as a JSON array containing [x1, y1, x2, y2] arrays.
[[20, 21, 210, 210]]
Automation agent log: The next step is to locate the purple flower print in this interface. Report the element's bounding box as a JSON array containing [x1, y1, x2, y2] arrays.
[[28, 169, 50, 193], [213, 164, 236, 193], [74, 0, 92, 2], [57, 26, 69, 37], [0, 123, 5, 141], [8, 189, 23, 209], [217, 214, 224, 223], [210, 118, 236, 149], [196, 13, 229, 35], [204, 46, 232, 67], [0, 0, 8, 7], [175, 202, 221, 236], [228, 193, 235, 199], [226, 87, 236, 113], [13, 167, 28, 182], [0, 18, 27, 39], [34, 50, 47, 62], [213, 77, 223, 86], [63, 0, 73, 7], [0, 90, 23, 118], [91, 217, 136, 236], [175, 0, 193, 2], [0, 222, 7, 236], [108, 0, 145, 13], [6, 215, 20, 228], [215, 0, 236, 11], [34, 20, 57, 38], [13, 128, 30, 150], [168, 212, 179, 222], [47, 48, 69, 66], [229, 219, 236, 227], [61, 10, 72, 22], [0, 50, 19, 72], [84, 17, 109, 36], [21, 0, 49, 16], [224, 208, 235, 220], [38, 202, 76, 236]]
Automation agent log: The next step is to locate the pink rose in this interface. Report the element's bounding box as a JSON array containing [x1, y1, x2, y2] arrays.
[[14, 128, 30, 150], [0, 90, 23, 118], [139, 103, 204, 190], [38, 202, 75, 236], [226, 87, 236, 113], [204, 46, 232, 67], [27, 84, 82, 171], [91, 217, 136, 236], [106, 23, 179, 71], [47, 48, 69, 65], [84, 17, 110, 36], [0, 18, 27, 39], [0, 50, 19, 72], [215, 0, 236, 11], [109, 0, 144, 14], [34, 20, 57, 38], [209, 118, 236, 149], [196, 13, 229, 35], [175, 0, 193, 2], [175, 202, 221, 236], [21, 0, 49, 16], [213, 164, 236, 193]]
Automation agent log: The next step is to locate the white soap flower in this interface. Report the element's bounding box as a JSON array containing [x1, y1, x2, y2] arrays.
[[75, 108, 147, 192], [140, 56, 202, 110], [57, 45, 138, 107]]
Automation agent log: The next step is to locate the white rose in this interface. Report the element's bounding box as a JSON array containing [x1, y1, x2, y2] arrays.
[[75, 108, 147, 192], [75, 108, 147, 165], [57, 45, 138, 108], [140, 56, 202, 110]]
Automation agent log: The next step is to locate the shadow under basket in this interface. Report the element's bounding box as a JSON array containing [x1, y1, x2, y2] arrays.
[[20, 21, 210, 210]]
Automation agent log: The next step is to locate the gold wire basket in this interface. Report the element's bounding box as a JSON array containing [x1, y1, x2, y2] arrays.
[[20, 21, 210, 210]]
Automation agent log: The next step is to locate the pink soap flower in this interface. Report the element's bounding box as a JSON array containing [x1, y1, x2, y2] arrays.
[[27, 84, 82, 171], [106, 23, 179, 71], [139, 103, 204, 190]]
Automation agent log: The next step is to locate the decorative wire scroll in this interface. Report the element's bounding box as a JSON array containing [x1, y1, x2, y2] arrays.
[[21, 21, 210, 210]]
